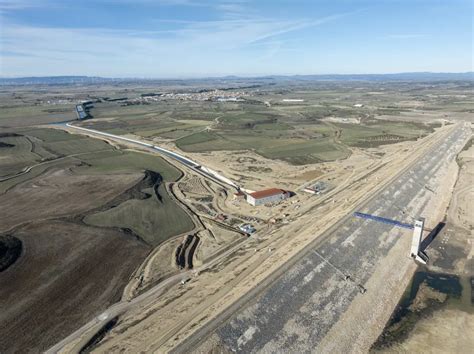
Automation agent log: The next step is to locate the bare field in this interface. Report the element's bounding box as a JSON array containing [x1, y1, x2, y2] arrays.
[[0, 165, 142, 232], [0, 125, 196, 352], [0, 220, 150, 353]]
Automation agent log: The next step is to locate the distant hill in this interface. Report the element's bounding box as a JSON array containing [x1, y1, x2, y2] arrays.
[[266, 72, 474, 82], [0, 72, 472, 86], [0, 76, 118, 86]]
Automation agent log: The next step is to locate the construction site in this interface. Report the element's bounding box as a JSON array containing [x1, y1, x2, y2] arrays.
[[0, 78, 472, 353], [44, 118, 471, 353]]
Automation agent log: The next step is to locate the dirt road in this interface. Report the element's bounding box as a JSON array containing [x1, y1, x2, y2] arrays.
[[46, 123, 467, 353], [174, 123, 470, 353]]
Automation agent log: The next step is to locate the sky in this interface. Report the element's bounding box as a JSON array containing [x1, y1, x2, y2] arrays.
[[0, 0, 472, 78]]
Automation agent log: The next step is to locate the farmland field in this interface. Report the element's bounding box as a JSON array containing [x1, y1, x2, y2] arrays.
[[84, 181, 194, 246], [67, 83, 455, 165], [0, 125, 194, 352], [0, 220, 150, 352], [0, 77, 472, 353], [0, 134, 40, 176]]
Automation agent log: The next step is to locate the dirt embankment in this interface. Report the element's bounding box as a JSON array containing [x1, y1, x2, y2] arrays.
[[373, 130, 474, 354]]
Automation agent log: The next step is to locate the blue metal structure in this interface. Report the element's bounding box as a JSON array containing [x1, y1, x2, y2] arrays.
[[353, 212, 414, 230]]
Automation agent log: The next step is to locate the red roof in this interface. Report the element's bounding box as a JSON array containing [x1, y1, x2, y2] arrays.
[[250, 188, 286, 199]]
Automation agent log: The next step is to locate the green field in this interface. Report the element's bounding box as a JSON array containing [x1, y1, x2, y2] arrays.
[[84, 182, 194, 246], [0, 159, 80, 194], [77, 149, 182, 179], [47, 81, 454, 165], [0, 129, 115, 178], [80, 98, 438, 165], [76, 145, 193, 246], [0, 135, 40, 177], [0, 127, 194, 246], [335, 120, 434, 147], [0, 104, 75, 128]]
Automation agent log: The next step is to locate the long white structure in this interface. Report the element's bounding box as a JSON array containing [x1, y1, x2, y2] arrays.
[[65, 123, 239, 189], [199, 166, 239, 189]]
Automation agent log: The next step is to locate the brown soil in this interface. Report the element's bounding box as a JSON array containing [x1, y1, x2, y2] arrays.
[[381, 309, 474, 353], [0, 162, 153, 352], [0, 220, 149, 353], [294, 168, 324, 181], [0, 165, 142, 232]]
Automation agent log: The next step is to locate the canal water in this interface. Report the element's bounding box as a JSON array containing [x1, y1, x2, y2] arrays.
[[371, 268, 473, 351]]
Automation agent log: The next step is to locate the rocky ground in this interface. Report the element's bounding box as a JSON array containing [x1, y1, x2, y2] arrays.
[[373, 131, 473, 354]]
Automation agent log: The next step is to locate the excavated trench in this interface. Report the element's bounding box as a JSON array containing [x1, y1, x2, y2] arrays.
[[0, 235, 22, 272], [175, 234, 200, 269]]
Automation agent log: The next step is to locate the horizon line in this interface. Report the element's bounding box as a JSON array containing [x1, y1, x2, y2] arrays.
[[1, 71, 473, 81]]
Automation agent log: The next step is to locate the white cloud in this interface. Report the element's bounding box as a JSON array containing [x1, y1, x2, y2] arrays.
[[0, 0, 349, 77], [385, 34, 426, 39], [0, 0, 50, 11]]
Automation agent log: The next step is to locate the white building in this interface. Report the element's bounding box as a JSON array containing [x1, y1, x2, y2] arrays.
[[246, 188, 290, 206]]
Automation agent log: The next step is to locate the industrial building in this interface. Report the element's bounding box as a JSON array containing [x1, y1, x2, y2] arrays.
[[246, 188, 290, 206], [304, 181, 327, 195], [239, 224, 256, 234], [75, 104, 87, 120], [75, 101, 93, 120]]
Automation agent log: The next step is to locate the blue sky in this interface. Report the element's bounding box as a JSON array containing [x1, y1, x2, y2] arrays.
[[0, 0, 472, 77]]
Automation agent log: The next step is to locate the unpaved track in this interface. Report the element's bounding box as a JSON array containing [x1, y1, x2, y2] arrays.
[[47, 224, 268, 353], [46, 123, 463, 353], [89, 125, 463, 352], [172, 123, 470, 353]]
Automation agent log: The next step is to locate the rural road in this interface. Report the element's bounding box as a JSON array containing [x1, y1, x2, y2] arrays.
[[172, 123, 470, 353], [44, 156, 270, 354], [46, 222, 276, 354], [45, 273, 191, 354]]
